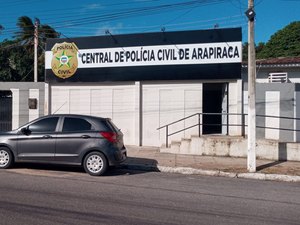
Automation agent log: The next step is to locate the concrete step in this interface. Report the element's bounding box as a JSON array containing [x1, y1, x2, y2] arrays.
[[160, 141, 181, 154], [160, 135, 300, 161]]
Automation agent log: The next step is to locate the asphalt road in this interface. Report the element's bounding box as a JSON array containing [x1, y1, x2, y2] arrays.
[[0, 165, 300, 225]]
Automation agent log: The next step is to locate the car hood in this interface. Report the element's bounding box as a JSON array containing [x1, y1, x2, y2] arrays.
[[0, 130, 18, 137], [0, 130, 15, 134]]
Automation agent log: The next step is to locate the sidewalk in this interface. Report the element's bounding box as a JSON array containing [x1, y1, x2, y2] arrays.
[[122, 145, 300, 182]]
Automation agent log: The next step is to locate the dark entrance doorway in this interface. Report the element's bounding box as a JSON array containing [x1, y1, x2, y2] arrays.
[[0, 91, 12, 131], [202, 83, 228, 134]]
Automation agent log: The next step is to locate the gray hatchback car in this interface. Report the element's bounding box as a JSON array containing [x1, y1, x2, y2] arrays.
[[0, 114, 127, 176]]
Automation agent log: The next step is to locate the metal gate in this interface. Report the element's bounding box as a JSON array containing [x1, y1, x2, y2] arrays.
[[0, 91, 12, 131]]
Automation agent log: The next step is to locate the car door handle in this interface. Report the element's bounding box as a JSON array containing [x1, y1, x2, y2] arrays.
[[43, 135, 52, 139], [81, 135, 90, 139]]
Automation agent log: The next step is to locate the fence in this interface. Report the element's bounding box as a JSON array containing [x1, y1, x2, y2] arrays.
[[157, 112, 300, 147], [0, 96, 12, 132]]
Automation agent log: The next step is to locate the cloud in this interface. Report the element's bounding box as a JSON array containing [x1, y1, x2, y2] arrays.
[[95, 23, 124, 36], [84, 3, 103, 10]]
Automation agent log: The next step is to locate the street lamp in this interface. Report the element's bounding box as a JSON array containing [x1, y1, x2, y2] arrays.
[[245, 8, 256, 21]]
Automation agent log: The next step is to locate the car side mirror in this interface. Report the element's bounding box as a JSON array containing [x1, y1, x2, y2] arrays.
[[21, 127, 31, 135]]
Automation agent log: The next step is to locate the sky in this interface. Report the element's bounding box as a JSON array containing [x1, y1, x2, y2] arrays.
[[0, 0, 299, 43]]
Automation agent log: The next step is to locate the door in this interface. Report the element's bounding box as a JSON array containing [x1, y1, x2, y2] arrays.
[[17, 117, 59, 161], [0, 91, 12, 132], [54, 116, 96, 163], [221, 84, 228, 135], [202, 83, 227, 134]]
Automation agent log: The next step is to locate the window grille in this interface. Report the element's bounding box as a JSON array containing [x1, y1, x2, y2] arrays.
[[268, 72, 288, 83]]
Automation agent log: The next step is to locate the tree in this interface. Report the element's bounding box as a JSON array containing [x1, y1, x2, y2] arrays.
[[255, 42, 265, 56], [242, 42, 265, 61], [0, 40, 32, 81], [15, 16, 59, 48], [242, 42, 248, 61], [0, 17, 59, 81], [14, 16, 60, 81], [257, 21, 300, 59]]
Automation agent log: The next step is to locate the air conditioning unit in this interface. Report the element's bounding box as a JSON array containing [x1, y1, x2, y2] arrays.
[[268, 72, 288, 83]]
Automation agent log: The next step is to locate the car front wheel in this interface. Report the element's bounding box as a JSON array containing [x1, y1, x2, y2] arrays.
[[0, 147, 13, 169], [83, 152, 108, 176]]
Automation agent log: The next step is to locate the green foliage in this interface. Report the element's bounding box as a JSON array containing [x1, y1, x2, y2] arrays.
[[255, 42, 265, 56], [242, 42, 248, 61], [15, 16, 35, 45], [242, 42, 265, 61], [0, 40, 33, 81], [257, 21, 300, 59], [0, 16, 59, 81]]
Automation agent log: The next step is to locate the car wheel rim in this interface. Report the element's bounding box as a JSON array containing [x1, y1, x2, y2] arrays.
[[0, 150, 9, 167], [86, 155, 103, 173]]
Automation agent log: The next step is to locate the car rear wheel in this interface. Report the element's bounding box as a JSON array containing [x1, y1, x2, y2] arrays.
[[0, 147, 13, 169], [83, 152, 108, 176]]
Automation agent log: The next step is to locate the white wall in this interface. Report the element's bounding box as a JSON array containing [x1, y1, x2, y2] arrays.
[[142, 82, 202, 146], [50, 80, 242, 147], [242, 68, 300, 84], [10, 89, 19, 129], [6, 83, 44, 129], [265, 91, 280, 140], [29, 89, 40, 122], [51, 84, 135, 145], [228, 80, 243, 135]]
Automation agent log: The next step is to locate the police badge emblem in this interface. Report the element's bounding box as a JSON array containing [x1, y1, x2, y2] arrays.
[[51, 42, 78, 79]]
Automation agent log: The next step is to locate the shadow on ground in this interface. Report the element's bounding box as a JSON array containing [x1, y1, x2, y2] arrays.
[[10, 157, 158, 176], [256, 161, 285, 172]]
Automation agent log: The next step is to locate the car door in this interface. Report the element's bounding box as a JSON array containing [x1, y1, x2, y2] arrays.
[[17, 117, 59, 162], [54, 116, 97, 164]]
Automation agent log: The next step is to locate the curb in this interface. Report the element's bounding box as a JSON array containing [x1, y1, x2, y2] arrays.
[[237, 173, 300, 182], [122, 164, 300, 182]]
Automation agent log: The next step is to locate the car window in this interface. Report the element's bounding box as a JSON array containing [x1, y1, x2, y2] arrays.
[[62, 117, 93, 132], [94, 118, 119, 132], [29, 117, 59, 133], [107, 120, 120, 132], [94, 119, 112, 131]]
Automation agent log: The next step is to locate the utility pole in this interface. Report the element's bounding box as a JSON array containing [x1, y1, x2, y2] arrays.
[[34, 18, 40, 82], [246, 0, 256, 172]]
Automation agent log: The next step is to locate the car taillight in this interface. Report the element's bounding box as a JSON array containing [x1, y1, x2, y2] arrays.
[[100, 131, 117, 143]]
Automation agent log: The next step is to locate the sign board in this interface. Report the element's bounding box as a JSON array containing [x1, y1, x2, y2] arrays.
[[45, 28, 242, 82]]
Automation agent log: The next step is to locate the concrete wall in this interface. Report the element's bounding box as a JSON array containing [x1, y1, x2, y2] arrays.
[[161, 136, 300, 161], [48, 80, 242, 147], [256, 83, 295, 142], [142, 81, 203, 146], [242, 67, 300, 84], [48, 82, 136, 145], [242, 79, 297, 142], [295, 84, 300, 142], [0, 82, 45, 129]]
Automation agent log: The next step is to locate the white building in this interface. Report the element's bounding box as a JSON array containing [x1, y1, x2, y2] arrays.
[[44, 28, 243, 147]]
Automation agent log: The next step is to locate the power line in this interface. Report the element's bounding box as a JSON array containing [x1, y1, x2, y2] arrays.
[[1, 0, 229, 36], [1, 0, 246, 40]]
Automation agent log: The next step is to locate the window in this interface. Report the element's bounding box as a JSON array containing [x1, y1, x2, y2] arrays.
[[268, 72, 288, 83], [94, 118, 117, 132], [29, 117, 59, 133], [62, 117, 93, 132]]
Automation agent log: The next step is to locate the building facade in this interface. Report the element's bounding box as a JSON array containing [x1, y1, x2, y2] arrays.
[[0, 82, 44, 131], [45, 28, 243, 146], [242, 57, 300, 142]]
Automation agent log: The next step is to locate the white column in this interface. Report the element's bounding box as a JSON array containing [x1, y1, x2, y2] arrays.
[[134, 81, 142, 146], [29, 89, 39, 121], [265, 91, 280, 140], [44, 83, 49, 115], [10, 89, 19, 129]]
